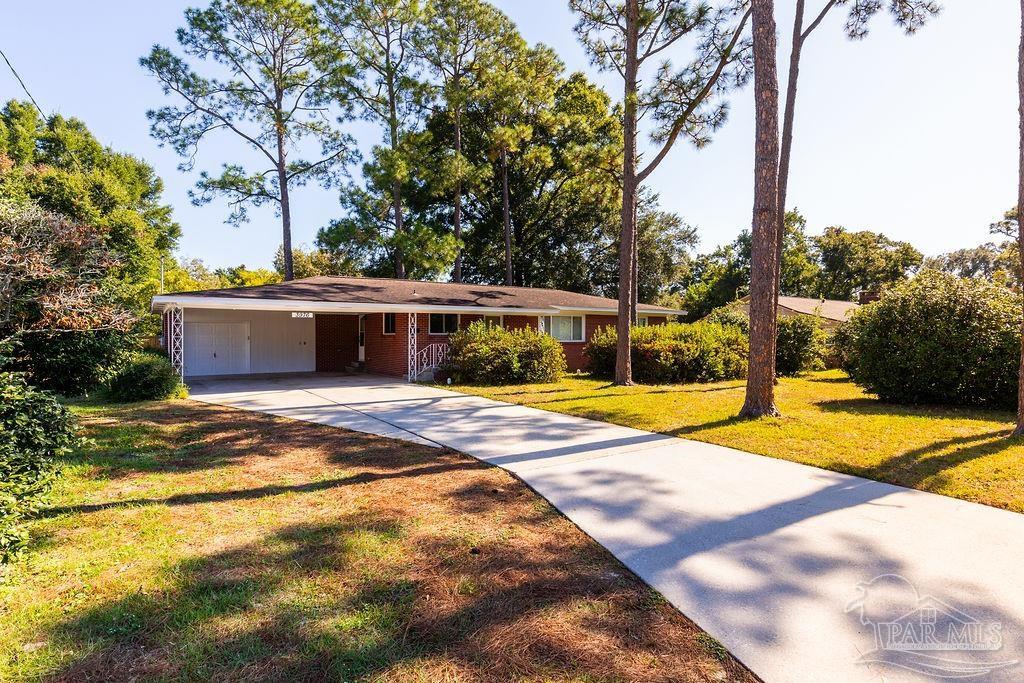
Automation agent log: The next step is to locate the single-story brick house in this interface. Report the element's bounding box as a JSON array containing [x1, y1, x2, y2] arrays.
[[152, 276, 682, 381]]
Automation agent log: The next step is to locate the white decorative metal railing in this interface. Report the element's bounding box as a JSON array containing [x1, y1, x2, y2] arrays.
[[412, 343, 449, 380], [168, 306, 184, 379], [407, 312, 418, 381]]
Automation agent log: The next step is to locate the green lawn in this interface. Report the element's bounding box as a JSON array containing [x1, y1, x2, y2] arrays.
[[0, 400, 753, 682], [451, 370, 1024, 513]]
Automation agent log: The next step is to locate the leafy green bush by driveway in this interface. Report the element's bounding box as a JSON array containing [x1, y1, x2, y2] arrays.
[[839, 270, 1021, 407], [443, 321, 566, 384], [0, 372, 78, 562], [107, 352, 187, 402], [586, 322, 748, 384]]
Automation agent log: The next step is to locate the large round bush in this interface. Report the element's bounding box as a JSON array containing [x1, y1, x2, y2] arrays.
[[0, 372, 78, 562], [108, 352, 187, 402], [586, 322, 748, 384], [444, 322, 566, 384], [841, 270, 1020, 407]]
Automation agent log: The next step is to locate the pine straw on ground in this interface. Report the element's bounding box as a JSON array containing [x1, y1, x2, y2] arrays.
[[1, 400, 756, 682]]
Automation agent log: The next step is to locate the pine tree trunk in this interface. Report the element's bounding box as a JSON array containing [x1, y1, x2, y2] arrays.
[[276, 124, 294, 282], [279, 166, 294, 282], [776, 0, 804, 300], [453, 109, 463, 283], [502, 149, 513, 286], [387, 65, 406, 279], [774, 0, 806, 331], [740, 0, 782, 418], [615, 0, 639, 386], [630, 212, 638, 323], [1014, 0, 1024, 436]]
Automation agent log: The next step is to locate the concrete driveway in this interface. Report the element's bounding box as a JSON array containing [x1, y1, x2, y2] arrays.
[[190, 374, 1024, 682]]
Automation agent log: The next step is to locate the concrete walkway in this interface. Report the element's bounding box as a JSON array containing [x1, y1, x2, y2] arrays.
[[190, 374, 1024, 682]]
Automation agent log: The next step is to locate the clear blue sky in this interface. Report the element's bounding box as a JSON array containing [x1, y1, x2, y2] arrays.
[[1, 1, 1017, 269]]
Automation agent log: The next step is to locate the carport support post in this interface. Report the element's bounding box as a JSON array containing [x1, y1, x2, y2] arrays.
[[407, 312, 417, 382], [169, 305, 184, 379]]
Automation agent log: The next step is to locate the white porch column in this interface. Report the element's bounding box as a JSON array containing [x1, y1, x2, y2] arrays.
[[407, 312, 417, 381], [168, 306, 184, 379]]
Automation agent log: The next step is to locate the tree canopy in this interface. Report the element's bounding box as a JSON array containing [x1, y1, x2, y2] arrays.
[[0, 100, 179, 314], [678, 212, 925, 318]]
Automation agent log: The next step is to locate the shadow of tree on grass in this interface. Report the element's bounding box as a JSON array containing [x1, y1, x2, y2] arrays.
[[48, 506, 749, 682]]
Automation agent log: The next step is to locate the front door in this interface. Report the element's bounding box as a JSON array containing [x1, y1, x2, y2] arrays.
[[358, 315, 366, 362]]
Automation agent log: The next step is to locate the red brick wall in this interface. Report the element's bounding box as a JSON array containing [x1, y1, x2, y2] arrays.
[[362, 312, 471, 378], [645, 315, 668, 325], [503, 315, 538, 331], [363, 312, 408, 377], [562, 314, 614, 372], [316, 314, 359, 372]]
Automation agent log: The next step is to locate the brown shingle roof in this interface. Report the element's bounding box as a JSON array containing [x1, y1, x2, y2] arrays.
[[735, 295, 858, 322], [777, 296, 859, 322], [155, 275, 680, 314]]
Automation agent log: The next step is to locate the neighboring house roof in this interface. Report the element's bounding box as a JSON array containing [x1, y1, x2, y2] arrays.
[[152, 275, 684, 316], [737, 295, 859, 322]]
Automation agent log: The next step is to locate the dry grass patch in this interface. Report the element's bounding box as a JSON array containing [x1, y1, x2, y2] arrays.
[[0, 400, 754, 682]]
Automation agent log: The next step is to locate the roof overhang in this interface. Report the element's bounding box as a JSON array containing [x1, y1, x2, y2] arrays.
[[151, 295, 684, 317]]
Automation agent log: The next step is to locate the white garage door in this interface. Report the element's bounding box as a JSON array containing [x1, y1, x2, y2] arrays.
[[184, 322, 250, 376]]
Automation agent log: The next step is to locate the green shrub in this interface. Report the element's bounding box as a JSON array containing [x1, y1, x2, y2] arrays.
[[444, 321, 566, 384], [775, 315, 826, 376], [703, 305, 750, 334], [14, 330, 137, 396], [704, 304, 825, 376], [840, 270, 1021, 407], [829, 320, 857, 370], [0, 372, 78, 562], [108, 352, 187, 402], [586, 322, 748, 384]]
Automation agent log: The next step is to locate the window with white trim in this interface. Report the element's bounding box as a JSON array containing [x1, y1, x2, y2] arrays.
[[483, 315, 502, 328], [383, 312, 396, 334], [637, 316, 649, 326], [540, 315, 584, 342], [428, 313, 459, 334]]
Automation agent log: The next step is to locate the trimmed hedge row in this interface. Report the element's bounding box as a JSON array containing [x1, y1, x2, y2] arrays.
[[837, 270, 1020, 408], [586, 322, 748, 384], [443, 321, 567, 384], [0, 372, 78, 563]]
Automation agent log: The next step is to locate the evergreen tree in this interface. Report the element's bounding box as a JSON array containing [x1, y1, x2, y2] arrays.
[[413, 0, 516, 281], [318, 0, 428, 278], [142, 0, 352, 281], [568, 0, 753, 384]]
